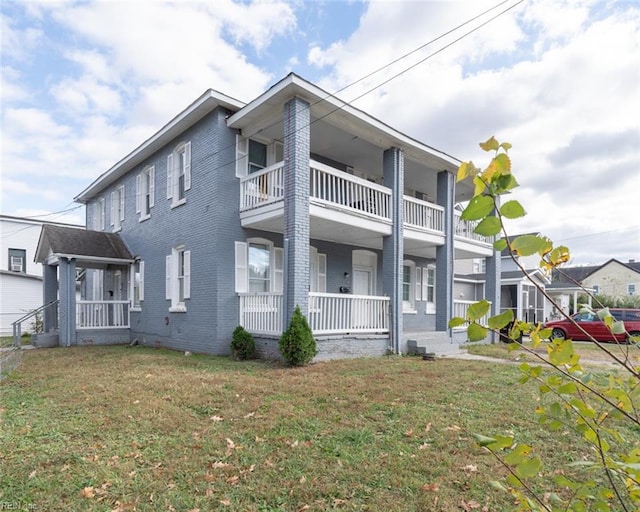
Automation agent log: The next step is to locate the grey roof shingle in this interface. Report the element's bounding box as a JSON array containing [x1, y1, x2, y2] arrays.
[[36, 225, 133, 262]]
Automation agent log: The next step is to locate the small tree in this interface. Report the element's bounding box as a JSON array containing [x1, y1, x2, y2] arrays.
[[279, 306, 317, 366], [230, 325, 255, 360], [451, 136, 639, 511]]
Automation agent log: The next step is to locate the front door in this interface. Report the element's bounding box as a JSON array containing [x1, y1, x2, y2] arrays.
[[353, 268, 372, 295]]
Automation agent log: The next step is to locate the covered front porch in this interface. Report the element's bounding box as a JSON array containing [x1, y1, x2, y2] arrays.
[[34, 224, 135, 347]]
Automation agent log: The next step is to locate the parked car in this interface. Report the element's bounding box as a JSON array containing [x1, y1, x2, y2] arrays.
[[543, 308, 640, 343]]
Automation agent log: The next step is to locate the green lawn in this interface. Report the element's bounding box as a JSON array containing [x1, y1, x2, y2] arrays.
[[0, 346, 634, 511]]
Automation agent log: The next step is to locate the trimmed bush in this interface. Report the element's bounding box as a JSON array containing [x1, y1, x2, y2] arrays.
[[279, 306, 317, 366], [231, 326, 255, 360]]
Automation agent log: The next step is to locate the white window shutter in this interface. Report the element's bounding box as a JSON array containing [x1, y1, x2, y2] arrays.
[[235, 135, 248, 178], [165, 255, 172, 300], [183, 250, 191, 299], [167, 154, 174, 200], [184, 142, 191, 191], [135, 174, 141, 213], [235, 241, 248, 293], [139, 261, 145, 301], [415, 267, 421, 301], [149, 167, 155, 208], [274, 247, 284, 292], [100, 198, 106, 230], [110, 191, 115, 226], [422, 267, 428, 301], [119, 187, 125, 221], [318, 253, 327, 293]]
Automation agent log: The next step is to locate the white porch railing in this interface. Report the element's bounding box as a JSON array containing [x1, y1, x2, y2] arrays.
[[310, 161, 391, 219], [452, 300, 492, 329], [454, 212, 492, 244], [238, 293, 284, 334], [309, 293, 390, 334], [76, 301, 130, 329], [238, 292, 390, 335], [240, 163, 284, 210], [403, 196, 444, 232]]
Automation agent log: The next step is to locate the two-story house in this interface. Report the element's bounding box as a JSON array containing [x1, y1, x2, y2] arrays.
[[33, 73, 500, 359]]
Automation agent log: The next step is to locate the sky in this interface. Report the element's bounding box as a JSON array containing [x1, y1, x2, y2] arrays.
[[1, 0, 638, 266]]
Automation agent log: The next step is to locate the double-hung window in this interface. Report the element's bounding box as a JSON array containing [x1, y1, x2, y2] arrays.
[[423, 265, 436, 313], [111, 185, 125, 231], [167, 142, 191, 208], [130, 260, 145, 310], [93, 197, 106, 230], [629, 283, 637, 296], [166, 246, 190, 311], [8, 248, 26, 273], [402, 260, 416, 312], [235, 136, 283, 177], [136, 166, 155, 220]]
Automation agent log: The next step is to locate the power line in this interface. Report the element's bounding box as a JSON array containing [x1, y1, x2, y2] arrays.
[[556, 225, 640, 243]]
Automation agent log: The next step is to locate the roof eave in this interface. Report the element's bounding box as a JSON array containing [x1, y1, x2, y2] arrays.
[[75, 89, 245, 203]]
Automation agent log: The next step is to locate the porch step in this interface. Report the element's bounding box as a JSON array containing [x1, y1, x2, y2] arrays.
[[406, 332, 461, 356]]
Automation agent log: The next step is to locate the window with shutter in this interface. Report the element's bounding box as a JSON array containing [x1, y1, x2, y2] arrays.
[[169, 142, 191, 207], [168, 246, 189, 311]]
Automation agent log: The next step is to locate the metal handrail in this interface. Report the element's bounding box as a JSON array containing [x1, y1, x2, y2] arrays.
[[11, 299, 59, 347]]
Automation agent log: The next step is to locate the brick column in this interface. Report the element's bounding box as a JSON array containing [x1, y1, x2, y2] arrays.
[[283, 96, 310, 324], [42, 264, 58, 332], [59, 257, 76, 347], [435, 170, 454, 332], [382, 147, 404, 353], [485, 199, 501, 342]]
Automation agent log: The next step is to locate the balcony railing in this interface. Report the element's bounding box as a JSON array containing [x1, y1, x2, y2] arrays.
[[454, 212, 492, 244], [403, 196, 444, 232], [240, 163, 284, 210], [239, 160, 489, 245], [310, 161, 391, 219], [76, 301, 130, 329], [238, 292, 390, 336]]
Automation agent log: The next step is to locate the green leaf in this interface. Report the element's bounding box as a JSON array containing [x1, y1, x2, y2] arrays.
[[494, 173, 519, 193], [511, 234, 551, 257], [499, 200, 526, 219], [493, 238, 507, 251], [474, 216, 502, 236], [467, 323, 487, 342], [448, 317, 467, 328], [516, 458, 542, 479], [461, 195, 494, 221], [473, 433, 497, 447], [488, 309, 514, 330], [467, 300, 490, 321]]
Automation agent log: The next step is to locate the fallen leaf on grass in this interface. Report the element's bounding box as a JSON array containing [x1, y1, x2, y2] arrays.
[[425, 422, 432, 433], [210, 415, 224, 422], [80, 487, 95, 498], [219, 499, 231, 506], [404, 429, 414, 437], [446, 425, 462, 431], [460, 499, 481, 511], [420, 483, 440, 492], [28, 470, 37, 479], [333, 498, 347, 507], [462, 464, 478, 474], [244, 412, 256, 418]]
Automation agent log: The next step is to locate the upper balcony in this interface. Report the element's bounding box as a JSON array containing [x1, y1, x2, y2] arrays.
[[239, 160, 493, 259]]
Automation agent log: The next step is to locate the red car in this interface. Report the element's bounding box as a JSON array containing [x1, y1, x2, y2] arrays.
[[544, 308, 640, 343]]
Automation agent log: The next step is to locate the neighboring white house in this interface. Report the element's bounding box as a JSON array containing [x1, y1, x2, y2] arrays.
[[0, 215, 84, 336]]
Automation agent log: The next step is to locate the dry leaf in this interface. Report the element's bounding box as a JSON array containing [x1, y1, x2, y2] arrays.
[[219, 499, 231, 506], [28, 470, 37, 479], [209, 415, 224, 422], [418, 443, 430, 450], [226, 475, 239, 485], [299, 475, 307, 484], [404, 429, 414, 437], [420, 483, 440, 492], [446, 425, 462, 431], [288, 439, 299, 448], [333, 498, 347, 507], [297, 506, 310, 511], [425, 422, 432, 433], [244, 412, 255, 418], [80, 487, 95, 499], [462, 464, 478, 473]]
